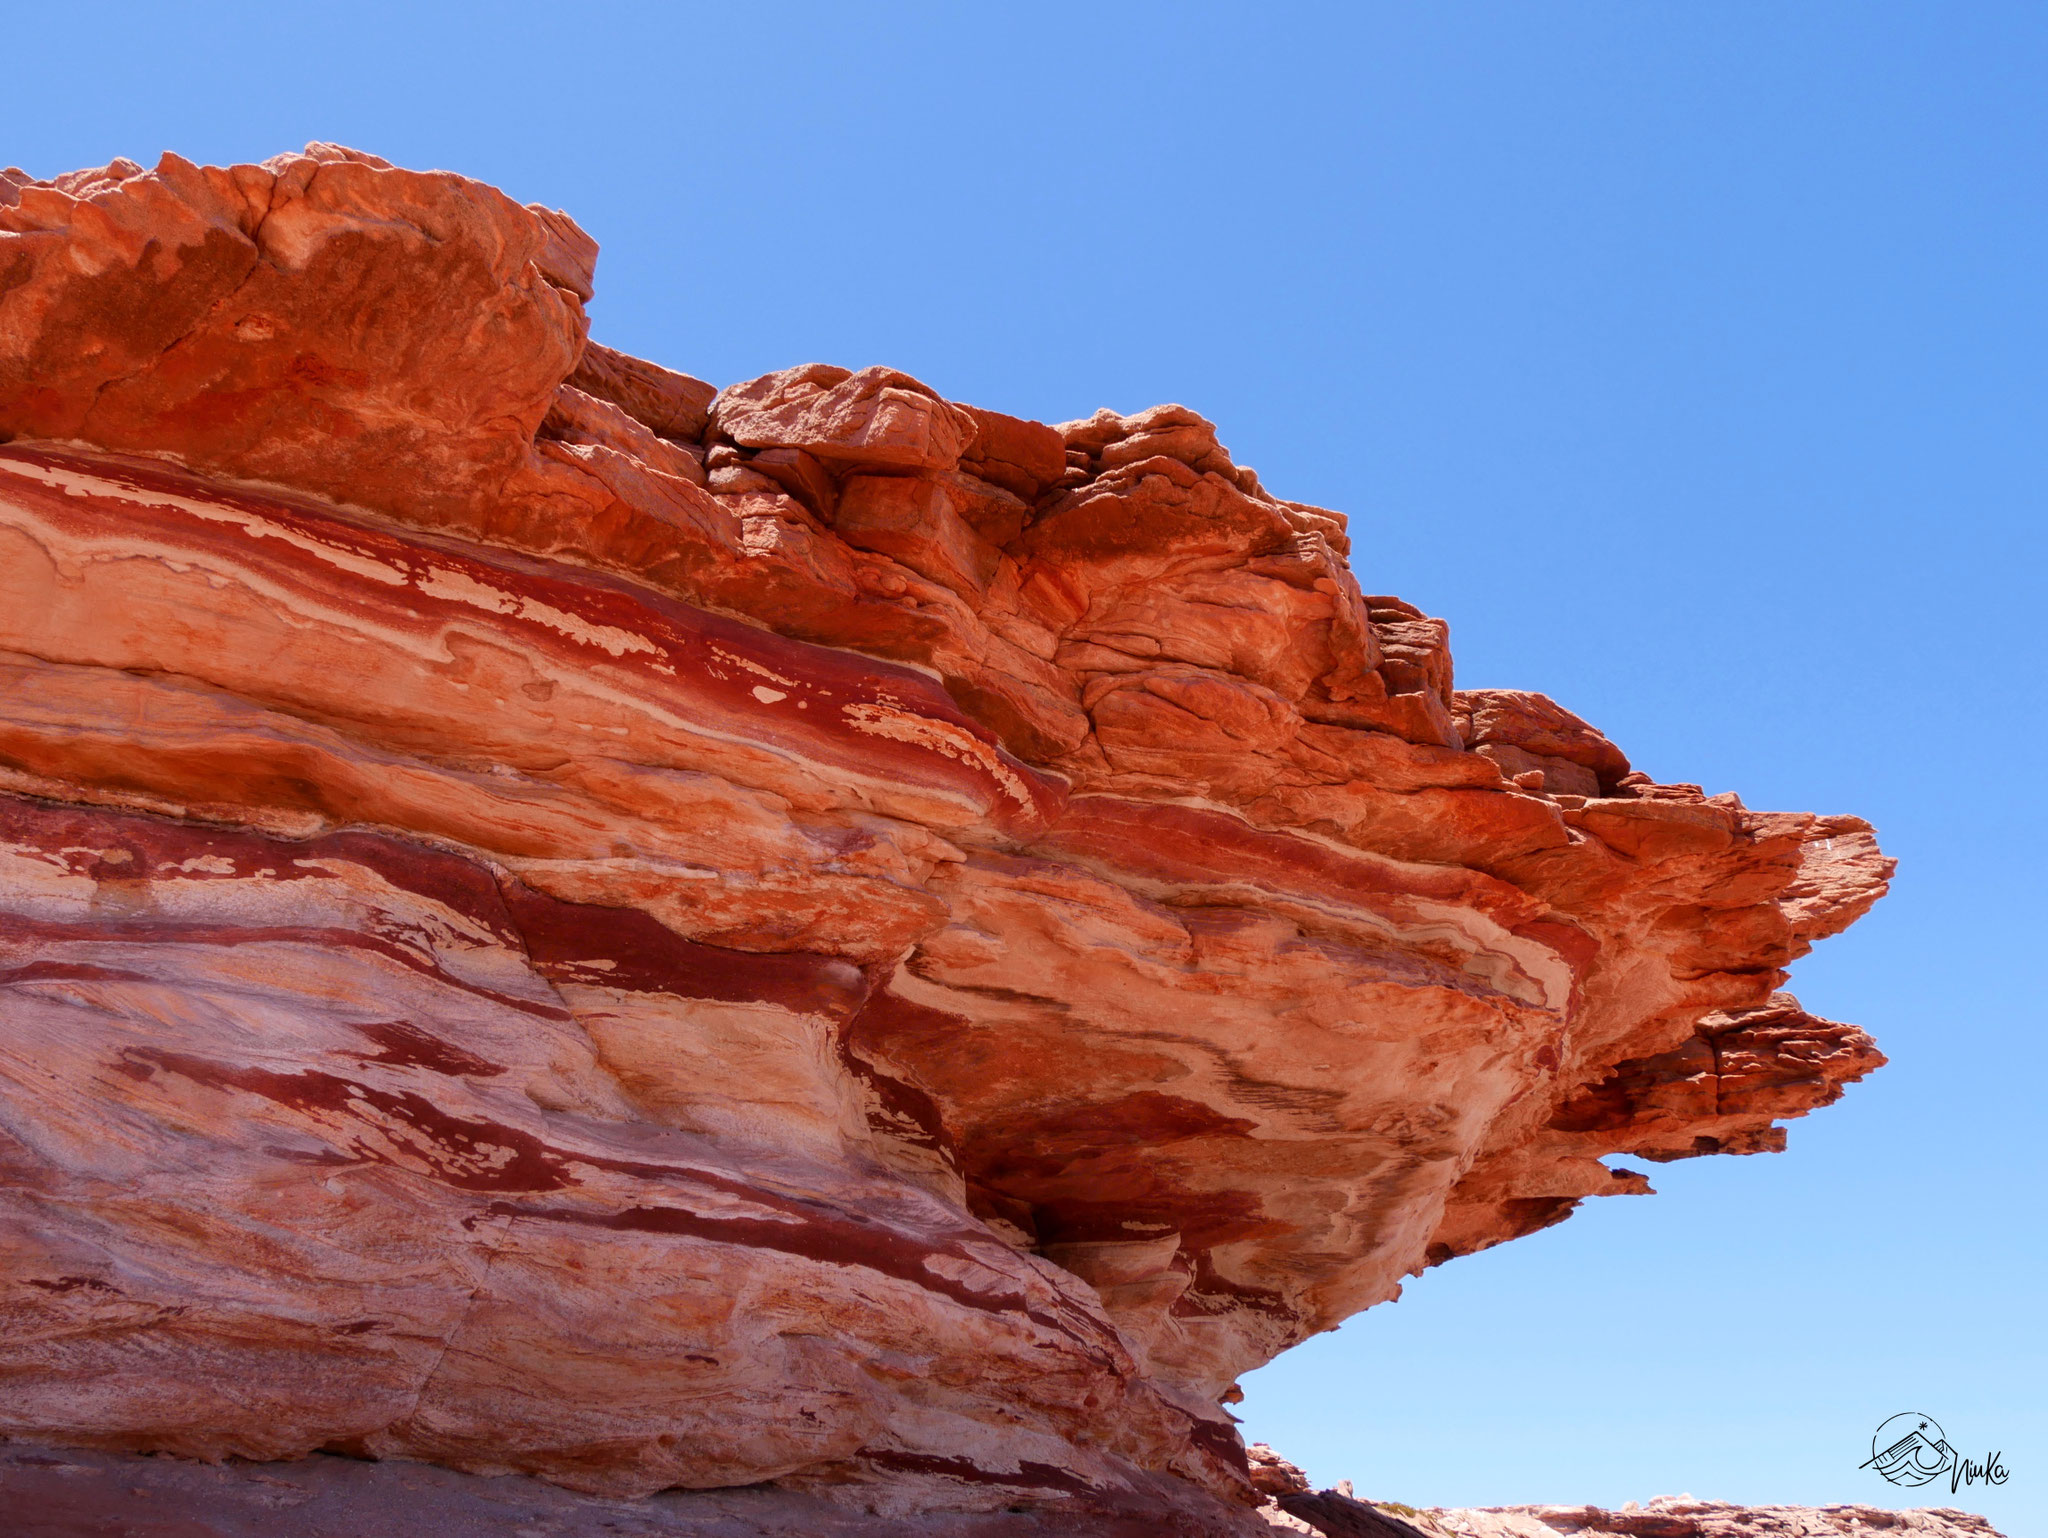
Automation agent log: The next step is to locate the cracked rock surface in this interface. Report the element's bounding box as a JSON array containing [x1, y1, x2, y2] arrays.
[[0, 146, 1893, 1533]]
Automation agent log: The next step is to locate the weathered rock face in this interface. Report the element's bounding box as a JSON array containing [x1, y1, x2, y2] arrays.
[[0, 146, 1893, 1530]]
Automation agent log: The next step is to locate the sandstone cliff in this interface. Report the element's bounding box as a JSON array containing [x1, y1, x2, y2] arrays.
[[0, 146, 1893, 1534]]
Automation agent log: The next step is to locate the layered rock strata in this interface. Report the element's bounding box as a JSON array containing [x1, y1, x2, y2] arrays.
[[0, 146, 1892, 1531]]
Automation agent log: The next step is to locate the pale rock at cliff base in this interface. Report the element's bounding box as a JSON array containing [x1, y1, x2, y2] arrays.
[[1424, 1495, 2004, 1538]]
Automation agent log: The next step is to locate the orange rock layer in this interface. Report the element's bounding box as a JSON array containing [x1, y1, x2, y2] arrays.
[[0, 146, 1891, 1532]]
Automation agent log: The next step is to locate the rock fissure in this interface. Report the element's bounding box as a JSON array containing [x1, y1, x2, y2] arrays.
[[385, 1203, 518, 1443]]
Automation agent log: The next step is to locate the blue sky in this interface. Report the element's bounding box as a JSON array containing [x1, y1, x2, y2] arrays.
[[8, 4, 2042, 1531]]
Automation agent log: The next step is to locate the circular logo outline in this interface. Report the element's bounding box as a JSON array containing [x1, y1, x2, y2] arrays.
[[1866, 1412, 1953, 1487]]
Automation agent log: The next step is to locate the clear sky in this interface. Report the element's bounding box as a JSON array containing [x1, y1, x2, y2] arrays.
[[8, 4, 2042, 1532]]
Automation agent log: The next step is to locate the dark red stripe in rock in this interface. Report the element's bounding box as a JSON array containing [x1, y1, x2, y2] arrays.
[[0, 791, 524, 948], [840, 987, 970, 1160], [260, 1143, 359, 1167], [485, 1199, 1122, 1354], [960, 1094, 1276, 1257], [121, 1049, 581, 1193], [981, 1092, 1257, 1155], [1508, 915, 1600, 979], [844, 983, 975, 1062], [0, 911, 574, 1022], [1178, 1418, 1255, 1481], [0, 445, 1066, 834], [1173, 1251, 1292, 1322], [0, 960, 154, 986], [857, 1449, 1100, 1496], [115, 1033, 1111, 1346], [21, 1276, 118, 1294], [0, 793, 870, 1018], [497, 876, 869, 1015], [838, 1047, 960, 1162], [846, 994, 1288, 1257], [343, 1021, 506, 1079]]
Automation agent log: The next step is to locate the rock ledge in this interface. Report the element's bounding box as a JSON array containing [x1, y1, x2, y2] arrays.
[[0, 146, 1894, 1531]]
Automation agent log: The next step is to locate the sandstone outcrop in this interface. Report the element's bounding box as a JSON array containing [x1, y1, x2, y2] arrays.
[[0, 146, 1894, 1532]]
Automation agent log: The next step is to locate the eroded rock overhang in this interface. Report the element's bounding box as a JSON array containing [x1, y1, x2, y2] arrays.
[[0, 145, 1890, 1517]]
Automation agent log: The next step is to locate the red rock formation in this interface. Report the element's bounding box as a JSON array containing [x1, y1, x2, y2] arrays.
[[0, 146, 1894, 1532]]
